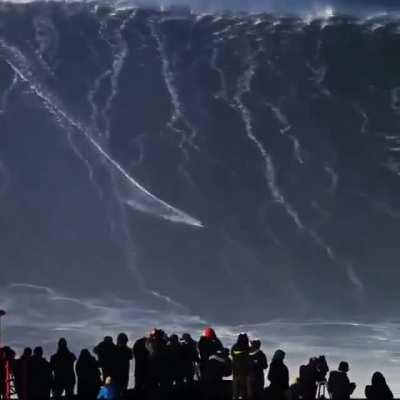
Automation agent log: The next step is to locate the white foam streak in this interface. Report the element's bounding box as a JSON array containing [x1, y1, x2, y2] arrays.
[[104, 11, 137, 139], [347, 264, 365, 293], [33, 15, 58, 77], [324, 163, 339, 193], [0, 40, 202, 227], [210, 45, 228, 100], [304, 5, 335, 24], [265, 102, 304, 164], [233, 49, 363, 293], [149, 290, 187, 311], [66, 128, 104, 198], [88, 69, 110, 135], [306, 60, 331, 97], [149, 19, 199, 161], [0, 71, 18, 115], [128, 133, 146, 168], [353, 103, 369, 134], [233, 49, 304, 230], [360, 192, 400, 219]]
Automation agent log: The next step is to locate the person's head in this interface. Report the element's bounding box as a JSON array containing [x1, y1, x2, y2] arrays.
[[273, 349, 285, 362], [202, 327, 217, 340], [105, 376, 112, 385], [117, 333, 128, 347], [3, 346, 16, 360], [181, 333, 192, 343], [79, 349, 91, 359], [33, 347, 43, 358], [372, 371, 386, 386], [22, 347, 32, 358], [104, 336, 113, 344], [338, 361, 349, 373], [169, 334, 179, 345], [58, 338, 68, 351], [150, 328, 163, 340], [250, 340, 261, 351], [237, 333, 249, 347]]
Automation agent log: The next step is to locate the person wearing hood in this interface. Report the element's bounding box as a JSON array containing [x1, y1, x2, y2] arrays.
[[231, 333, 251, 400], [94, 337, 117, 384], [267, 349, 289, 400], [113, 333, 133, 396], [132, 336, 149, 394], [76, 349, 101, 400], [145, 328, 168, 390], [198, 327, 223, 380], [30, 347, 52, 400], [203, 348, 232, 400], [14, 347, 32, 400], [166, 334, 184, 388], [50, 338, 77, 400], [180, 333, 199, 385], [365, 371, 393, 400], [248, 340, 268, 400], [327, 361, 356, 400]]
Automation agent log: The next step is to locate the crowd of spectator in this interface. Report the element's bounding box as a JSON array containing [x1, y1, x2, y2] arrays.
[[0, 327, 395, 400]]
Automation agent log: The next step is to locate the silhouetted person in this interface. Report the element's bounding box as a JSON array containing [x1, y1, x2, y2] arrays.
[[299, 357, 324, 400], [145, 329, 168, 390], [167, 334, 184, 388], [50, 338, 76, 400], [248, 340, 268, 400], [76, 349, 101, 400], [180, 333, 199, 385], [203, 348, 232, 400], [365, 371, 393, 400], [198, 327, 223, 380], [30, 347, 52, 400], [97, 376, 117, 400], [132, 336, 149, 393], [14, 347, 32, 400], [94, 336, 117, 383], [0, 346, 16, 400], [231, 333, 250, 400], [328, 362, 356, 400], [267, 349, 289, 400], [113, 333, 132, 396]]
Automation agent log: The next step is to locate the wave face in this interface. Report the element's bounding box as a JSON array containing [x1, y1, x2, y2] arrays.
[[1, 2, 400, 327]]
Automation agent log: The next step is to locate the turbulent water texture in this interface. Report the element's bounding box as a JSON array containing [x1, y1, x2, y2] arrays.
[[1, 4, 400, 391], [1, 2, 400, 394]]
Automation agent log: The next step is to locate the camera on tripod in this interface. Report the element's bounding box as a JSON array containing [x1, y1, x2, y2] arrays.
[[299, 355, 330, 399]]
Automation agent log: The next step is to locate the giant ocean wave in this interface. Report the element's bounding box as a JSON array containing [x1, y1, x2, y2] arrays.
[[1, 1, 399, 319], [1, 3, 400, 393]]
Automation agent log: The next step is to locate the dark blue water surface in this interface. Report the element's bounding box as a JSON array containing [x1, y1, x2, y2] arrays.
[[1, 3, 400, 395]]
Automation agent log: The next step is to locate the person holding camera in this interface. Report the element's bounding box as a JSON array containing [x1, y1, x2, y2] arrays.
[[327, 361, 356, 400]]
